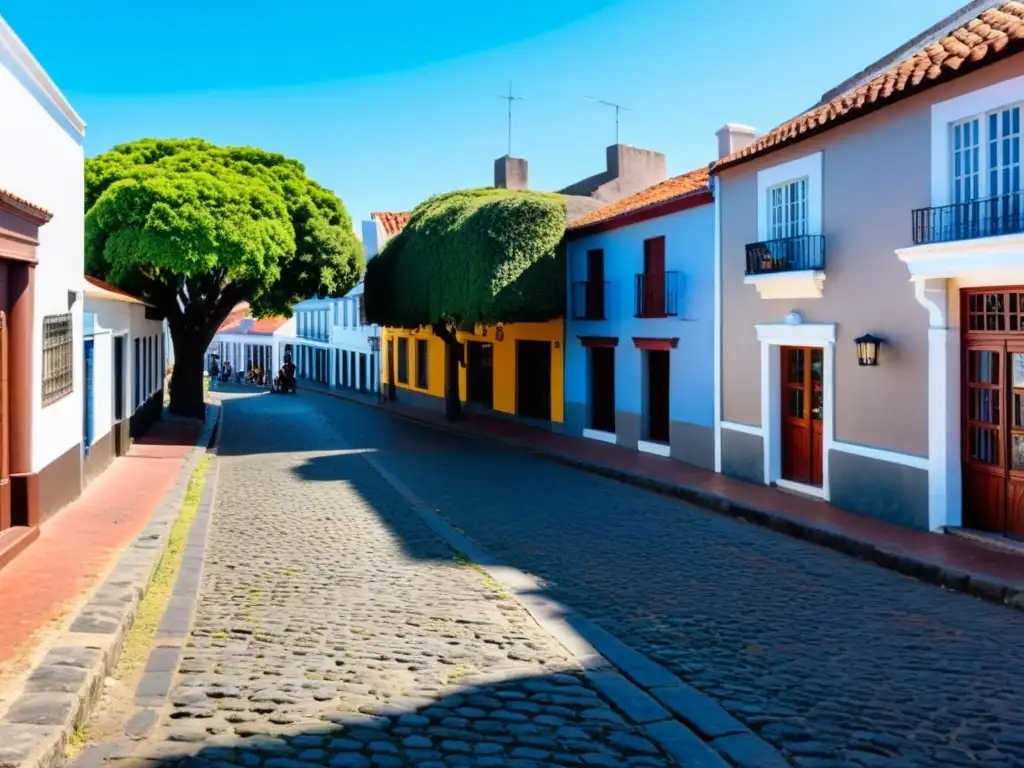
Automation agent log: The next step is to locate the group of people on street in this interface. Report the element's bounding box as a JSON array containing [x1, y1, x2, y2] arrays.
[[208, 354, 296, 392]]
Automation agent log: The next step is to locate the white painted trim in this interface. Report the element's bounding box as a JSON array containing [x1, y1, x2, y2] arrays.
[[744, 270, 826, 300], [896, 233, 1024, 282], [721, 421, 763, 437], [756, 318, 836, 500], [583, 428, 617, 445], [637, 439, 671, 457], [755, 320, 836, 345], [712, 176, 723, 473], [931, 73, 1024, 207], [905, 278, 962, 531], [0, 16, 85, 136], [756, 152, 823, 241], [776, 478, 827, 500], [830, 440, 929, 470]]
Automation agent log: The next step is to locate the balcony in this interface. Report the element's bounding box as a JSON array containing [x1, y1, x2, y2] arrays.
[[912, 193, 1024, 245], [298, 330, 329, 342], [744, 235, 826, 300], [633, 272, 678, 318], [571, 280, 609, 321]]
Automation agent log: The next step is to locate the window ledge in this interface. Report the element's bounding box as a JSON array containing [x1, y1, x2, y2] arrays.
[[744, 270, 825, 300]]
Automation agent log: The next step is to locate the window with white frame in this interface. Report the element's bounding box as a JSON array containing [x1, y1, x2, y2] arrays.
[[768, 179, 808, 240], [950, 105, 1020, 202]]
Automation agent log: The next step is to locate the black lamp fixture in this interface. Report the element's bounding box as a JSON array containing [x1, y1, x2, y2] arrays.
[[367, 335, 380, 353], [854, 334, 885, 367]]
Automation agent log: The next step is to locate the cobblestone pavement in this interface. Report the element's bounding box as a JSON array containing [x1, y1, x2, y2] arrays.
[[83, 389, 677, 768], [310, 393, 1024, 767]]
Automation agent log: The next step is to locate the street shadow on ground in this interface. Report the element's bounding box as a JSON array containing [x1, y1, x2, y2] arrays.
[[214, 387, 1024, 766], [125, 667, 678, 767]]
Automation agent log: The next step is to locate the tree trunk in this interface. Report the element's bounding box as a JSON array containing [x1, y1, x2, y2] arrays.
[[168, 337, 207, 419], [443, 339, 462, 421]]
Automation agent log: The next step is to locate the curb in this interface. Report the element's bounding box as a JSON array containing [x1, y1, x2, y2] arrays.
[[306, 385, 1024, 613], [0, 404, 222, 768], [311, 407, 793, 768], [114, 405, 223, 749]]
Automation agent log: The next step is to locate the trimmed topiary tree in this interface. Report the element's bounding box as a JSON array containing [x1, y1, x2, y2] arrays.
[[364, 187, 567, 420], [85, 138, 364, 417]]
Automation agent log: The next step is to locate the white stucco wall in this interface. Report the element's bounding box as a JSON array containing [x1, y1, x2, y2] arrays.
[[0, 17, 86, 473], [84, 297, 166, 448]]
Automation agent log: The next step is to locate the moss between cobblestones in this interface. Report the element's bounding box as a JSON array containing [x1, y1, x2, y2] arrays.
[[452, 553, 511, 600], [116, 454, 213, 678], [65, 456, 212, 759]]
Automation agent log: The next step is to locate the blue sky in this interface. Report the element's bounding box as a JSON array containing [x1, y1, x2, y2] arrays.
[[9, 0, 967, 230]]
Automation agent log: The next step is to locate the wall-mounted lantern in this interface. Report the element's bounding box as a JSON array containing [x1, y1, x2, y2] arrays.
[[496, 324, 505, 342], [854, 334, 885, 367]]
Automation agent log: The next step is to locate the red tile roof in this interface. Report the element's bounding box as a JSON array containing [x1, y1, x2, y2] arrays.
[[567, 168, 712, 232], [84, 275, 148, 305], [217, 303, 252, 334], [248, 317, 289, 335], [714, 2, 1024, 172], [0, 188, 52, 223], [217, 303, 289, 336], [371, 211, 411, 238]]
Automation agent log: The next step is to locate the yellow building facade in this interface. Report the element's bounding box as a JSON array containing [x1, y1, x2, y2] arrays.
[[380, 320, 564, 425]]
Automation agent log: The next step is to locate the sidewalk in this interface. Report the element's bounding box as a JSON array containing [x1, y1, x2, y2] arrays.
[[306, 381, 1024, 609], [0, 418, 201, 689]]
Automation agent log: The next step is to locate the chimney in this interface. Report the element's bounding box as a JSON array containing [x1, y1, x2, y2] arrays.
[[494, 156, 528, 190], [716, 124, 757, 159], [606, 144, 667, 187]]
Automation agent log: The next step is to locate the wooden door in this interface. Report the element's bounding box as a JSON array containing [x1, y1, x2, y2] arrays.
[[0, 312, 8, 532], [643, 237, 666, 317], [589, 346, 615, 433], [963, 346, 1006, 531], [781, 346, 823, 487], [647, 350, 670, 443], [587, 249, 605, 318]]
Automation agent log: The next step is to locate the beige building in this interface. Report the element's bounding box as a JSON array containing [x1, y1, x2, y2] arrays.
[[712, 2, 1024, 533]]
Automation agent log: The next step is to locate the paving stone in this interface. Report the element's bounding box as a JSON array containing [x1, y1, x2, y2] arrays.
[[24, 664, 88, 693], [3, 693, 77, 726], [712, 733, 790, 768], [125, 709, 161, 739]]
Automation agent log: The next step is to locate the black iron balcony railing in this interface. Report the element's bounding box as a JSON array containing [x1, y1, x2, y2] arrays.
[[745, 234, 826, 276], [912, 192, 1024, 245], [571, 280, 609, 320], [634, 272, 679, 318]]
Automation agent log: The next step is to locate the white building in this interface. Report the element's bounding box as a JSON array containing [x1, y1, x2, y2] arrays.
[[0, 14, 86, 549], [208, 305, 293, 382], [271, 211, 406, 394], [82, 277, 167, 487]]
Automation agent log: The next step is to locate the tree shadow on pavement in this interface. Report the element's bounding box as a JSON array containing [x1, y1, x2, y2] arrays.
[[121, 666, 675, 768]]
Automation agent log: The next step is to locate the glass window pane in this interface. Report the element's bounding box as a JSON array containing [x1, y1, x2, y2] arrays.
[[788, 388, 804, 419]]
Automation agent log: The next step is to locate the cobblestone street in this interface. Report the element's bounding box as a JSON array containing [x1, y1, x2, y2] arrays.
[[308, 393, 1024, 767], [76, 389, 680, 768]]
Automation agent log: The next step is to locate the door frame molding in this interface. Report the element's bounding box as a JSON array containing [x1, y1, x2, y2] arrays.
[[756, 318, 836, 500]]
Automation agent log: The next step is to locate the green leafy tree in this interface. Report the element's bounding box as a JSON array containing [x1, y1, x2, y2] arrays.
[[85, 138, 363, 417], [364, 187, 567, 419]]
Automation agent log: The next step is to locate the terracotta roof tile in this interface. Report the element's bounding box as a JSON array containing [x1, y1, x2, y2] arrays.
[[247, 317, 289, 335], [567, 167, 712, 231], [0, 188, 52, 223], [714, 2, 1024, 172], [84, 275, 147, 305], [217, 303, 252, 334], [370, 211, 411, 238], [216, 303, 288, 335]]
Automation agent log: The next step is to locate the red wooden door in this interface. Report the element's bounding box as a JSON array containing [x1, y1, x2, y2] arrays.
[[781, 347, 823, 487], [963, 345, 1008, 531], [643, 237, 665, 317], [587, 249, 605, 318], [1007, 345, 1024, 533]]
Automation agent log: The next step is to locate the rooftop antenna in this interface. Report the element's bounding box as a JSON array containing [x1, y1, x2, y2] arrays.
[[498, 81, 527, 156], [585, 96, 635, 144]]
